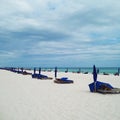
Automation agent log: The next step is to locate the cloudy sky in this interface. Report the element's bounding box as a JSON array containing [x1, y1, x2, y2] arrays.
[[0, 0, 120, 67]]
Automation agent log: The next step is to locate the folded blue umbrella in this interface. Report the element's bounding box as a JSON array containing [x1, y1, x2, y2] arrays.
[[55, 67, 57, 78]]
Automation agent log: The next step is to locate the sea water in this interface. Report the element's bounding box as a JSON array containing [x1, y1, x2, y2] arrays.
[[30, 67, 120, 75]]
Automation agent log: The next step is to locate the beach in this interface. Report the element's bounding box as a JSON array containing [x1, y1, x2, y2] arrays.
[[0, 69, 120, 120]]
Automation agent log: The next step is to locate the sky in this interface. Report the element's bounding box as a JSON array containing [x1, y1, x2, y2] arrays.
[[0, 0, 120, 67]]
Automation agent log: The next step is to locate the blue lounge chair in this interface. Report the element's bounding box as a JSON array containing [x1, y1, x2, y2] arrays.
[[37, 74, 52, 79], [32, 68, 52, 80], [54, 77, 74, 84], [89, 65, 120, 94]]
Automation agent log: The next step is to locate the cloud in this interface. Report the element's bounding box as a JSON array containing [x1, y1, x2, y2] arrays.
[[0, 0, 120, 67]]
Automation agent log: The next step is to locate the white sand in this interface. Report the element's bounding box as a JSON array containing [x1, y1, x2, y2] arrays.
[[0, 70, 120, 120]]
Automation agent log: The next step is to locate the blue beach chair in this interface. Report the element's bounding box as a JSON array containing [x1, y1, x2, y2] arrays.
[[54, 77, 74, 84], [89, 65, 120, 94], [32, 68, 52, 80]]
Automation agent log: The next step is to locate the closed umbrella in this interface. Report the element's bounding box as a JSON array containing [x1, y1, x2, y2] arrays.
[[118, 68, 120, 75], [21, 67, 23, 73], [93, 65, 97, 92], [55, 67, 57, 78], [34, 68, 36, 74], [39, 68, 41, 75]]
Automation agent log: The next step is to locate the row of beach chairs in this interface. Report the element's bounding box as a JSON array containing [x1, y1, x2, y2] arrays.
[[1, 66, 120, 94]]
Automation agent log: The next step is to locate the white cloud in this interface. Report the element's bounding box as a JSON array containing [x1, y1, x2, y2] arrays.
[[0, 50, 18, 58], [0, 0, 120, 66], [13, 0, 33, 12]]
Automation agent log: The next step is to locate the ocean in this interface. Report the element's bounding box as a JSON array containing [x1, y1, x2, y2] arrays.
[[29, 67, 120, 75]]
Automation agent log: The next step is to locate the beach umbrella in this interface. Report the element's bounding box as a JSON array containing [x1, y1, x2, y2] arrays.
[[21, 67, 23, 73], [18, 67, 19, 72], [55, 67, 57, 78], [78, 68, 81, 73], [34, 68, 36, 74], [39, 67, 41, 74], [93, 65, 97, 92], [93, 65, 97, 82], [117, 68, 120, 76], [65, 68, 68, 73], [97, 68, 99, 74]]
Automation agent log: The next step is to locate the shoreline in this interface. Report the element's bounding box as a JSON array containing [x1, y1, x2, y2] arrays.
[[1, 67, 120, 75]]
